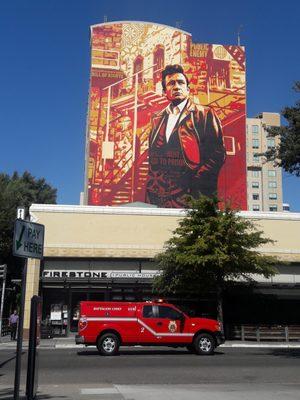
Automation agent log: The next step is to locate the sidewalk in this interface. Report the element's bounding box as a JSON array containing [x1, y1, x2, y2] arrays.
[[2, 382, 300, 400], [1, 334, 300, 349]]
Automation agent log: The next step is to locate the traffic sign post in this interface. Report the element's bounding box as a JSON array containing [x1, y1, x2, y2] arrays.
[[14, 259, 28, 400], [26, 296, 42, 400], [12, 219, 44, 400], [0, 265, 7, 340]]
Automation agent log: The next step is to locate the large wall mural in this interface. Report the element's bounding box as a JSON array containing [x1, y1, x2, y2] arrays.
[[86, 21, 246, 209]]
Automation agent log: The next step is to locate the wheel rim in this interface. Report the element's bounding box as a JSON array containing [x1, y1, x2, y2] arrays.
[[102, 337, 116, 353], [199, 337, 212, 352]]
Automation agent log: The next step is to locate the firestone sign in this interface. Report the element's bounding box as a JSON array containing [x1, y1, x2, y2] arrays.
[[42, 270, 159, 280], [13, 219, 45, 260]]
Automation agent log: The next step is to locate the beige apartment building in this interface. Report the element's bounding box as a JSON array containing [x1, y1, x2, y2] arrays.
[[246, 112, 283, 212]]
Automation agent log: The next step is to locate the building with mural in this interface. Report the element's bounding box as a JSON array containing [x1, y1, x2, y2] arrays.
[[85, 21, 247, 209]]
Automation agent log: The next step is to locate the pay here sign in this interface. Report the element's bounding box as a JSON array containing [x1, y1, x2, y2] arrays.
[[13, 219, 45, 260]]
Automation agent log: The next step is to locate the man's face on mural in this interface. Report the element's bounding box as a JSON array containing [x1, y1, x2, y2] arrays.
[[164, 73, 189, 105]]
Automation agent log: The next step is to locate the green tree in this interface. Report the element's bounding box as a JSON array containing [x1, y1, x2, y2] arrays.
[[153, 196, 277, 328], [0, 171, 57, 279], [264, 81, 300, 176]]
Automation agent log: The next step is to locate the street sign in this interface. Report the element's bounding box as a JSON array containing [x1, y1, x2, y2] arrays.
[[13, 219, 45, 260]]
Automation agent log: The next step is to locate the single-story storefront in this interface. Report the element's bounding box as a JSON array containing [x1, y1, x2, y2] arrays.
[[24, 204, 300, 338]]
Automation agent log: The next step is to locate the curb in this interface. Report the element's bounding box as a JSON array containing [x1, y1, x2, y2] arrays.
[[221, 343, 300, 348], [1, 342, 300, 350]]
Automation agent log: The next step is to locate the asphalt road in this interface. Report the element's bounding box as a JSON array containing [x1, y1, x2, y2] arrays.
[[1, 347, 300, 399]]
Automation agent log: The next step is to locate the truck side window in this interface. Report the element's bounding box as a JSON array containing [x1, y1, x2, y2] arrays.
[[143, 305, 154, 318], [158, 306, 181, 320]]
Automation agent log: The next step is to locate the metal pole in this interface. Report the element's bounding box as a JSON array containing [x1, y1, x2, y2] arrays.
[[14, 259, 28, 400], [0, 265, 7, 340], [0, 266, 6, 339]]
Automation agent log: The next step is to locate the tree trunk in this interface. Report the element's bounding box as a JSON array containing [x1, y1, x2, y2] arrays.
[[216, 285, 224, 334]]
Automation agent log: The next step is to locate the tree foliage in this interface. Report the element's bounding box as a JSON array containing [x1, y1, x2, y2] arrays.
[[153, 196, 277, 298], [264, 81, 300, 176], [0, 171, 57, 276]]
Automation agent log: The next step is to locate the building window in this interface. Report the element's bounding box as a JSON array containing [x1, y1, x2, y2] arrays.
[[268, 170, 276, 177], [210, 59, 231, 89], [252, 205, 260, 211], [252, 125, 259, 134], [253, 154, 260, 163], [153, 45, 165, 83], [269, 205, 278, 212], [269, 193, 277, 200], [252, 181, 259, 188], [267, 138, 275, 148], [283, 204, 290, 211], [252, 194, 259, 200], [252, 170, 260, 178], [268, 181, 277, 188], [133, 55, 144, 84], [252, 139, 259, 149]]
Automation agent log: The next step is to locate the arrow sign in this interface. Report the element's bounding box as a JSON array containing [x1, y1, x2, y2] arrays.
[[13, 219, 45, 260], [16, 226, 25, 250]]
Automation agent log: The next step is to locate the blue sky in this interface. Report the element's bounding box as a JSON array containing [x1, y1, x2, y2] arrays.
[[1, 0, 299, 210]]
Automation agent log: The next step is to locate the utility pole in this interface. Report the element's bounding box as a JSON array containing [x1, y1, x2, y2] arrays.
[[0, 264, 7, 340]]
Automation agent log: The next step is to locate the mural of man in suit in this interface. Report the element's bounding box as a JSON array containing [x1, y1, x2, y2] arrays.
[[145, 64, 226, 208]]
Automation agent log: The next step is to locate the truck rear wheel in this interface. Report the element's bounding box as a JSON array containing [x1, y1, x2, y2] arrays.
[[97, 333, 120, 356], [193, 333, 215, 355]]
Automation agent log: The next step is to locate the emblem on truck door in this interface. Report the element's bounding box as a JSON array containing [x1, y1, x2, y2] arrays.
[[168, 321, 177, 333]]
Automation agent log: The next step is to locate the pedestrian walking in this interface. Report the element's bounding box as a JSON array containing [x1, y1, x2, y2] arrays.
[[9, 309, 19, 340]]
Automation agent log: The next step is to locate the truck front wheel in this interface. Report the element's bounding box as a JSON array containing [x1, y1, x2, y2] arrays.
[[193, 333, 215, 355], [97, 333, 120, 356]]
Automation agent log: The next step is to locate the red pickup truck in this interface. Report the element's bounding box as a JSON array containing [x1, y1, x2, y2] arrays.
[[76, 300, 224, 355]]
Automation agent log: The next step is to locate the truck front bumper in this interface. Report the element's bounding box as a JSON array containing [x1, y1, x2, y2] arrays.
[[75, 334, 85, 344], [215, 331, 225, 346]]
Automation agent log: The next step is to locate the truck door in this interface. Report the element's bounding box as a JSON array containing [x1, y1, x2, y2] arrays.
[[139, 305, 190, 344], [156, 305, 190, 344], [138, 305, 160, 343]]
